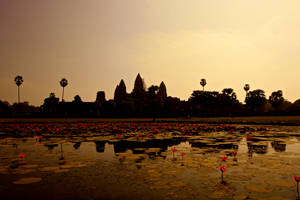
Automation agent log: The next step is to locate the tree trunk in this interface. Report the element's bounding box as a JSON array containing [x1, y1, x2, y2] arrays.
[[18, 86, 20, 104], [62, 87, 64, 102]]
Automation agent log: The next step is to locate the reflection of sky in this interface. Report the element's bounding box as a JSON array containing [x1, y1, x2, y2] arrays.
[[285, 138, 300, 154], [3, 136, 300, 166]]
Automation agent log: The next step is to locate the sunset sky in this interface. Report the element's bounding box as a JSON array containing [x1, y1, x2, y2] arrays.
[[1, 0, 300, 106]]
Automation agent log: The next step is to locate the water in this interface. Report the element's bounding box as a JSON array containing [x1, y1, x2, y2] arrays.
[[1, 124, 300, 199]]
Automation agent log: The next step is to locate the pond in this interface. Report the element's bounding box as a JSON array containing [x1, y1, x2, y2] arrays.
[[1, 122, 300, 200]]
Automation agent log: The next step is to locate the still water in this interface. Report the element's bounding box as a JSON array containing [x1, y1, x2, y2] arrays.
[[1, 125, 300, 200]]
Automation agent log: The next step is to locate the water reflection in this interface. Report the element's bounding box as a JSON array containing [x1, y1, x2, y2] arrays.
[[1, 134, 296, 167], [111, 138, 182, 154], [94, 141, 106, 153], [190, 140, 239, 153], [59, 143, 65, 164], [247, 142, 268, 154], [64, 137, 289, 157], [73, 142, 81, 150], [45, 143, 58, 150], [271, 141, 286, 152], [3, 127, 300, 200]]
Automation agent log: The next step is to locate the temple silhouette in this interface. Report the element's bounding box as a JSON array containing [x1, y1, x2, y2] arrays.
[[1, 73, 300, 118], [40, 73, 187, 118]]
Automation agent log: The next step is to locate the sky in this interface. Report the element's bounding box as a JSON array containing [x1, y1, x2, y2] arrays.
[[1, 0, 300, 106]]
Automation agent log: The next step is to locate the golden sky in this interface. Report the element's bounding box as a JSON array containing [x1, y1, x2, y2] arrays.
[[1, 0, 300, 105]]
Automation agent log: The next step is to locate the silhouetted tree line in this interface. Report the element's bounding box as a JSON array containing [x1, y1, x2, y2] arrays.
[[2, 73, 300, 118]]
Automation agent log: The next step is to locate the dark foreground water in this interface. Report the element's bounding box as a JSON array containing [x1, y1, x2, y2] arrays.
[[1, 124, 300, 200]]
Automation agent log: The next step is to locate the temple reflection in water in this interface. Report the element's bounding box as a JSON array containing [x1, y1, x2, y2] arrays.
[[62, 137, 288, 157]]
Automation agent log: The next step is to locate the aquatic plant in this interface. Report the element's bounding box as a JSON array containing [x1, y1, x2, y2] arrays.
[[171, 147, 177, 159], [232, 151, 237, 161], [180, 152, 184, 159], [221, 156, 228, 161], [220, 166, 226, 184], [18, 154, 26, 158], [295, 176, 300, 200]]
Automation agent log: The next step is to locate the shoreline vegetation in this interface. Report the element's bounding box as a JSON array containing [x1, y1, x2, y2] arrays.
[[2, 116, 300, 126]]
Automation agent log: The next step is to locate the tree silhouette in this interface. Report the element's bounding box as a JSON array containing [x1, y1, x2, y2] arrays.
[[59, 78, 68, 102], [245, 89, 266, 113], [269, 90, 284, 109], [14, 75, 23, 104], [73, 95, 82, 103], [222, 88, 237, 102], [148, 85, 159, 97], [200, 79, 206, 91], [41, 93, 59, 116], [222, 88, 234, 96], [244, 84, 250, 93]]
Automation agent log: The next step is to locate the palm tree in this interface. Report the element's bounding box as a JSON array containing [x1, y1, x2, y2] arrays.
[[244, 84, 250, 94], [200, 79, 206, 91], [14, 75, 23, 103], [244, 84, 250, 103], [60, 78, 68, 102]]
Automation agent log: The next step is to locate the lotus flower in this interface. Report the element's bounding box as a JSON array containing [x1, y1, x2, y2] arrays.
[[18, 154, 26, 158], [220, 166, 226, 173], [221, 156, 228, 161], [220, 166, 226, 183], [295, 176, 300, 199], [171, 147, 177, 159], [180, 152, 185, 160]]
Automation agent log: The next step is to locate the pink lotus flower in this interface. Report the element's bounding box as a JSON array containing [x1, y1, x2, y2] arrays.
[[171, 147, 177, 159], [220, 166, 226, 184], [18, 154, 26, 158], [220, 166, 226, 172], [295, 176, 300, 199], [221, 156, 228, 161]]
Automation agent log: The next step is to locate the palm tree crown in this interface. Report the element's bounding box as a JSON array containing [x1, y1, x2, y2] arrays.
[[60, 78, 68, 88], [200, 79, 206, 90], [14, 75, 23, 103], [60, 78, 68, 102], [14, 75, 23, 86], [244, 84, 250, 93]]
